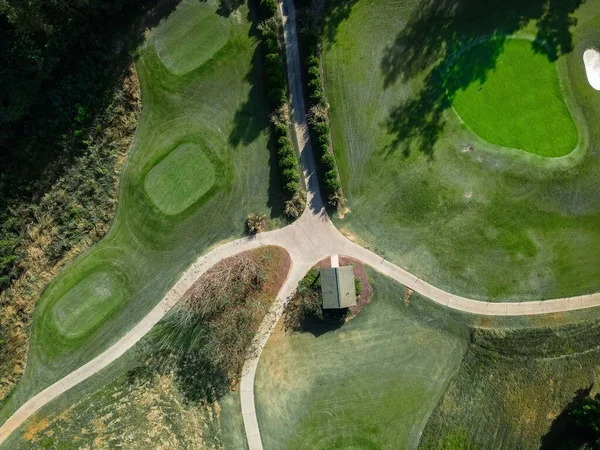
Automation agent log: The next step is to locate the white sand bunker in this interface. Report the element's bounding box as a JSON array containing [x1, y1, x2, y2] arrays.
[[583, 48, 600, 90]]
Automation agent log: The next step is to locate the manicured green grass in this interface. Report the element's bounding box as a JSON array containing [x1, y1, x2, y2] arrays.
[[144, 143, 217, 215], [325, 0, 600, 301], [452, 39, 578, 157], [152, 0, 232, 75], [0, 0, 282, 422], [51, 271, 127, 340], [255, 270, 469, 450]]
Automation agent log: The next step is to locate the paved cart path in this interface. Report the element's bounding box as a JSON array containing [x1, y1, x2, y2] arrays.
[[2, 0, 600, 447]]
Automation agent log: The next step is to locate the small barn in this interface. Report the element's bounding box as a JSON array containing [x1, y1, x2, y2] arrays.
[[319, 265, 356, 309]]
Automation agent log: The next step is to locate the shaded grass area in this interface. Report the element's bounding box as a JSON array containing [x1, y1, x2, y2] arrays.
[[152, 0, 232, 75], [324, 0, 600, 301], [255, 269, 470, 450], [452, 39, 578, 156], [420, 321, 600, 450], [0, 245, 290, 449], [0, 0, 283, 422]]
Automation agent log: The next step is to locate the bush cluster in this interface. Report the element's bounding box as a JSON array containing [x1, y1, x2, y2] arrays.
[[258, 11, 305, 218], [302, 27, 343, 205]]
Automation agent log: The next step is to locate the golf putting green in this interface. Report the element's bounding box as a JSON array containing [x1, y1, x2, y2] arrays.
[[452, 39, 578, 157], [51, 272, 127, 340], [144, 143, 217, 215], [152, 0, 231, 75]]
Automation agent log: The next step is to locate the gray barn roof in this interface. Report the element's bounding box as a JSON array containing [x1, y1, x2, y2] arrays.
[[320, 266, 356, 309]]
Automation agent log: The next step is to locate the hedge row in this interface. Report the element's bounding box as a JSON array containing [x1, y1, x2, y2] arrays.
[[258, 4, 304, 216], [301, 27, 343, 204]]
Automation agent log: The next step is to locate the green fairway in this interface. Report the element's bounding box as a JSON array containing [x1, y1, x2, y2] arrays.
[[144, 143, 217, 215], [324, 0, 600, 301], [452, 39, 578, 156], [51, 271, 127, 340], [255, 270, 469, 450], [152, 0, 232, 75], [0, 0, 282, 423]]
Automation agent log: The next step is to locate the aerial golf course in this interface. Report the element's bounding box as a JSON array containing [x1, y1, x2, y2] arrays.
[[0, 0, 280, 425], [2, 0, 600, 448]]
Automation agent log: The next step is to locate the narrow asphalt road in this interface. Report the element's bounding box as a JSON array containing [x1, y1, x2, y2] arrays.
[[1, 0, 600, 447]]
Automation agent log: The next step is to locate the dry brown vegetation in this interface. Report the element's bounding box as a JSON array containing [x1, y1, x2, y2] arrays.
[[0, 65, 141, 403], [144, 246, 290, 403]]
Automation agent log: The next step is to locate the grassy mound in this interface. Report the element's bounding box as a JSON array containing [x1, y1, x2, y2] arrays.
[[51, 272, 127, 340], [255, 270, 468, 449], [420, 319, 600, 450], [451, 39, 578, 156], [152, 0, 231, 75], [0, 0, 282, 422], [324, 0, 600, 301], [144, 143, 217, 215]]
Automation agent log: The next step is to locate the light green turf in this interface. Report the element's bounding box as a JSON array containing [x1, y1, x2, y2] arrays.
[[452, 39, 578, 156], [51, 271, 126, 340], [325, 0, 600, 302], [0, 0, 284, 423], [152, 0, 231, 75], [144, 143, 217, 215], [255, 270, 468, 450]]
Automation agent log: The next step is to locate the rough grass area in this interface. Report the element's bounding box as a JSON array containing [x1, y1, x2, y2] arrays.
[[0, 63, 141, 402], [419, 321, 600, 450], [452, 39, 579, 156], [0, 246, 290, 449], [152, 0, 232, 75], [255, 269, 469, 450], [0, 0, 283, 422], [325, 0, 600, 301], [144, 143, 217, 215]]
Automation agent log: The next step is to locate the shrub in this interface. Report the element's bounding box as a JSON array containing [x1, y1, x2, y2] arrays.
[[279, 154, 297, 170], [277, 136, 290, 148], [246, 213, 267, 234], [273, 123, 288, 137], [325, 176, 341, 193], [259, 0, 278, 18], [321, 153, 335, 171], [282, 168, 300, 184], [354, 277, 362, 296], [307, 65, 321, 79], [268, 88, 286, 107], [284, 191, 306, 219], [284, 180, 299, 195]]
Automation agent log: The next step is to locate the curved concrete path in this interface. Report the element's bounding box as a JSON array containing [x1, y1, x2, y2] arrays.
[[2, 0, 600, 447]]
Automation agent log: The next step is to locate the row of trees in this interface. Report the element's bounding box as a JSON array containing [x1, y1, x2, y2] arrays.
[[258, 1, 306, 219], [300, 19, 344, 208]]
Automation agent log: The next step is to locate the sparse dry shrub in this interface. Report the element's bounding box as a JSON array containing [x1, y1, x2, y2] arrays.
[[284, 191, 306, 218], [246, 213, 267, 234]]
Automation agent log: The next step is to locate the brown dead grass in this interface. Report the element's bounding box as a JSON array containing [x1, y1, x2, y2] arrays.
[[0, 65, 141, 403]]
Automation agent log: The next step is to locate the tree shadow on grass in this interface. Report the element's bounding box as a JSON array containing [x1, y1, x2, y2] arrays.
[[228, 2, 286, 218], [130, 315, 231, 405], [540, 385, 596, 450], [381, 0, 584, 159], [321, 0, 360, 47]]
